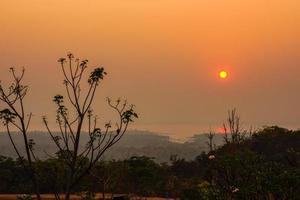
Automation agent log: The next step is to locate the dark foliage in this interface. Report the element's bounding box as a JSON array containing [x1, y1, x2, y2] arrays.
[[0, 126, 299, 199]]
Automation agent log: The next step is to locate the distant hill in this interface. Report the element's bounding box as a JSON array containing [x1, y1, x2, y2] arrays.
[[0, 130, 224, 163]]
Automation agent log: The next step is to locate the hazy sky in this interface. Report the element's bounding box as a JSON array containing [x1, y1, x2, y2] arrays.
[[1, 0, 300, 139]]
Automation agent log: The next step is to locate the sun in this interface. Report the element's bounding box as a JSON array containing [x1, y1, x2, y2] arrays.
[[219, 70, 228, 79]]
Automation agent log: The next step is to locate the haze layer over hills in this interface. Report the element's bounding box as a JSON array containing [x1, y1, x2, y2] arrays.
[[0, 131, 224, 163]]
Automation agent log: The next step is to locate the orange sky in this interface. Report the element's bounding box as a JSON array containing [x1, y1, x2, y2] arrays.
[[1, 0, 300, 139]]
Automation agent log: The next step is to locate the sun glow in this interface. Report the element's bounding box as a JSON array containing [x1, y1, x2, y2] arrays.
[[219, 71, 228, 79]]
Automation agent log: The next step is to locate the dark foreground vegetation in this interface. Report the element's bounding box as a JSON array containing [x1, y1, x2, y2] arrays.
[[0, 126, 299, 200]]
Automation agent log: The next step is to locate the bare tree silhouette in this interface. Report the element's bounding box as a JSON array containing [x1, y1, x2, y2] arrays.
[[0, 68, 41, 200], [42, 53, 137, 200], [205, 128, 216, 152], [223, 108, 246, 144]]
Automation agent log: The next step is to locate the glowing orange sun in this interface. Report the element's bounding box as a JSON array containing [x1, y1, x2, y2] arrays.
[[219, 70, 228, 79]]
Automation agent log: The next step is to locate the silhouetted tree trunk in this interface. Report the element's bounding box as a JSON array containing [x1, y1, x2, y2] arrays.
[[205, 129, 215, 152], [43, 53, 137, 200], [0, 68, 41, 200]]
